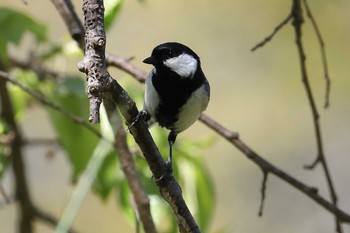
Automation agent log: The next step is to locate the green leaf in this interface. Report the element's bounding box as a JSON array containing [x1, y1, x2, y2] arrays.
[[104, 0, 124, 31], [47, 78, 99, 179], [117, 178, 135, 222], [194, 161, 215, 232], [8, 69, 40, 120], [0, 7, 47, 43], [94, 150, 119, 200], [177, 143, 215, 233], [0, 7, 47, 64]]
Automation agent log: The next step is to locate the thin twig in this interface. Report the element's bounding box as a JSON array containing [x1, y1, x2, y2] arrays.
[[103, 97, 157, 233], [105, 54, 147, 83], [10, 57, 67, 81], [50, 0, 85, 47], [291, 1, 341, 232], [50, 0, 147, 83], [114, 118, 158, 233], [198, 114, 350, 224], [0, 70, 102, 138], [258, 171, 268, 217], [302, 0, 331, 108], [251, 10, 293, 52]]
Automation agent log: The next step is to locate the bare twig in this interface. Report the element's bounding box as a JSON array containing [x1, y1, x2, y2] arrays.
[[114, 120, 157, 233], [50, 0, 85, 47], [50, 0, 147, 83], [103, 97, 157, 233], [302, 0, 331, 108], [10, 57, 67, 81], [199, 114, 350, 224], [251, 9, 293, 52], [0, 70, 102, 138], [258, 171, 268, 217], [291, 1, 341, 232], [105, 54, 147, 83]]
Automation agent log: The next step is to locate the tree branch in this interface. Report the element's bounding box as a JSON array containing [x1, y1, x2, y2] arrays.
[[0, 70, 101, 138], [103, 98, 157, 233], [291, 1, 341, 231], [50, 0, 85, 48], [199, 114, 350, 224], [0, 69, 35, 233], [79, 0, 199, 232]]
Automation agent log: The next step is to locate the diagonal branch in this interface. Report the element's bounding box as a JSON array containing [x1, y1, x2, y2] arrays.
[[199, 114, 350, 224], [103, 98, 157, 233], [79, 0, 198, 232], [50, 0, 85, 47], [50, 0, 147, 83], [0, 71, 101, 138]]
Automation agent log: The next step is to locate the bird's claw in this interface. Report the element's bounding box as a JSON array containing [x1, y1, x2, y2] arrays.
[[128, 110, 149, 130], [153, 161, 173, 184]]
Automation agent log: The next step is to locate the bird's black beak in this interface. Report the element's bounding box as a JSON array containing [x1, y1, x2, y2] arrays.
[[143, 56, 157, 65]]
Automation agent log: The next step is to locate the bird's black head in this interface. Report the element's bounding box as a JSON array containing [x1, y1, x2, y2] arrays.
[[144, 42, 201, 78]]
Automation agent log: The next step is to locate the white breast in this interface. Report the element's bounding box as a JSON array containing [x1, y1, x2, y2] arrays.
[[173, 84, 209, 133]]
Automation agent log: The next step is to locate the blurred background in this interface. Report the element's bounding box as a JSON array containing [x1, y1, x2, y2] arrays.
[[1, 0, 350, 232]]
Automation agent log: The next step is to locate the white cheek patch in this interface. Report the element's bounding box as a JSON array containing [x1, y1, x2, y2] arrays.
[[163, 53, 198, 78]]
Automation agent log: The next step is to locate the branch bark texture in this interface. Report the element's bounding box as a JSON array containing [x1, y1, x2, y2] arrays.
[[78, 0, 199, 232]]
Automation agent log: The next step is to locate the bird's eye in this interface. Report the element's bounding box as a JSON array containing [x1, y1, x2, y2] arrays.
[[167, 50, 173, 56]]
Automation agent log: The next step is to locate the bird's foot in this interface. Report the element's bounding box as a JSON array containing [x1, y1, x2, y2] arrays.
[[128, 110, 149, 130], [153, 161, 173, 184]]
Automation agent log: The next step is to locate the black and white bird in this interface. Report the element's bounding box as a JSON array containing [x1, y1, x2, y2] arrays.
[[136, 42, 210, 173]]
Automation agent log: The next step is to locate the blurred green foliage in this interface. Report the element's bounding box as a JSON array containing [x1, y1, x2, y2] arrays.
[[0, 7, 47, 64]]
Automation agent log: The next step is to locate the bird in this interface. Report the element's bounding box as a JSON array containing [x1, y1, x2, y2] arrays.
[[134, 42, 210, 177]]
